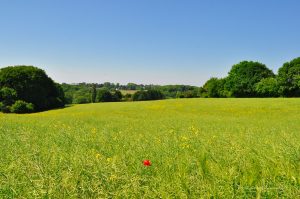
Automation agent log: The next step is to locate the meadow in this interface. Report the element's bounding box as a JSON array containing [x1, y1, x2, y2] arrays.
[[0, 98, 300, 198]]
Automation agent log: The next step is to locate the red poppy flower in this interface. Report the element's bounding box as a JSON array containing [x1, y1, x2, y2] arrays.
[[143, 159, 151, 166]]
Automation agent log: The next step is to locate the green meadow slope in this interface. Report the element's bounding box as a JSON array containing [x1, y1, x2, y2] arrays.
[[1, 99, 300, 198]]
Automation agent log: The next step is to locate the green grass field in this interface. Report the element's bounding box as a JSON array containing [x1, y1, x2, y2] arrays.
[[1, 99, 300, 198]]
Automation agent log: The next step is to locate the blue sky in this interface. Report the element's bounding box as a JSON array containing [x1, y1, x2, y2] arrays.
[[0, 0, 299, 86]]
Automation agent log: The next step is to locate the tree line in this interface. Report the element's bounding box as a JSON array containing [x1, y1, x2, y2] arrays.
[[200, 57, 300, 98], [61, 83, 197, 104], [51, 58, 300, 104], [1, 57, 300, 113], [61, 56, 300, 104]]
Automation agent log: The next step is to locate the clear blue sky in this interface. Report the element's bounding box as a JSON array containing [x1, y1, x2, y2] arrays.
[[0, 0, 299, 86]]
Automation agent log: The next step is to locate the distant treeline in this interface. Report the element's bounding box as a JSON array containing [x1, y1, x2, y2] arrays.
[[61, 83, 198, 104], [1, 57, 300, 113], [61, 56, 300, 104]]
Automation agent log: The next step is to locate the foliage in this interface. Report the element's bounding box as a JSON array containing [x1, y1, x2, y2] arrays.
[[91, 84, 97, 103], [61, 83, 199, 104], [201, 78, 227, 98], [123, 93, 132, 101], [97, 88, 113, 102], [154, 85, 199, 98], [74, 96, 90, 104], [277, 57, 300, 97], [147, 90, 165, 100], [112, 90, 123, 102], [1, 99, 300, 198], [0, 66, 65, 112], [0, 87, 17, 105], [225, 61, 274, 97], [0, 102, 4, 112], [10, 100, 35, 113], [132, 91, 148, 101], [132, 90, 164, 101], [255, 77, 279, 97]]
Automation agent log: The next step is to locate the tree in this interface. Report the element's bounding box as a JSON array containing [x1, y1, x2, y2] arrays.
[[91, 84, 97, 103], [112, 90, 123, 102], [74, 96, 90, 104], [277, 57, 300, 97], [0, 66, 65, 112], [97, 88, 112, 102], [124, 93, 132, 101], [147, 90, 164, 100], [132, 91, 148, 101], [176, 91, 185, 98], [132, 90, 164, 101], [201, 77, 227, 98], [225, 61, 274, 97], [255, 77, 279, 97]]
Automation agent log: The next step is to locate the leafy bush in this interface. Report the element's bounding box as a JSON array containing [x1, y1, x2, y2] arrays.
[[10, 100, 35, 113], [0, 87, 17, 105]]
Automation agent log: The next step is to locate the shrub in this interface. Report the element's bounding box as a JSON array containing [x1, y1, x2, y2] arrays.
[[10, 100, 35, 113], [0, 87, 17, 105]]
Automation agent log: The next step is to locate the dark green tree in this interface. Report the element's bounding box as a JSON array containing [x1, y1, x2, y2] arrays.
[[225, 61, 274, 97], [277, 57, 300, 97], [97, 88, 112, 102], [0, 65, 65, 112], [132, 91, 148, 101], [112, 90, 123, 102], [147, 90, 164, 100], [132, 90, 164, 101]]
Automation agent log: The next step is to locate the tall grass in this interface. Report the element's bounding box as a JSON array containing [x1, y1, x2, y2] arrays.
[[0, 99, 300, 198]]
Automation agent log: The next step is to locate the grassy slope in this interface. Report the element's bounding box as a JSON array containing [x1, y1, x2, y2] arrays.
[[0, 99, 300, 198]]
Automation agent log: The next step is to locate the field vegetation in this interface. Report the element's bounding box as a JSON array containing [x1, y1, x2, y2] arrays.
[[1, 98, 300, 198]]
